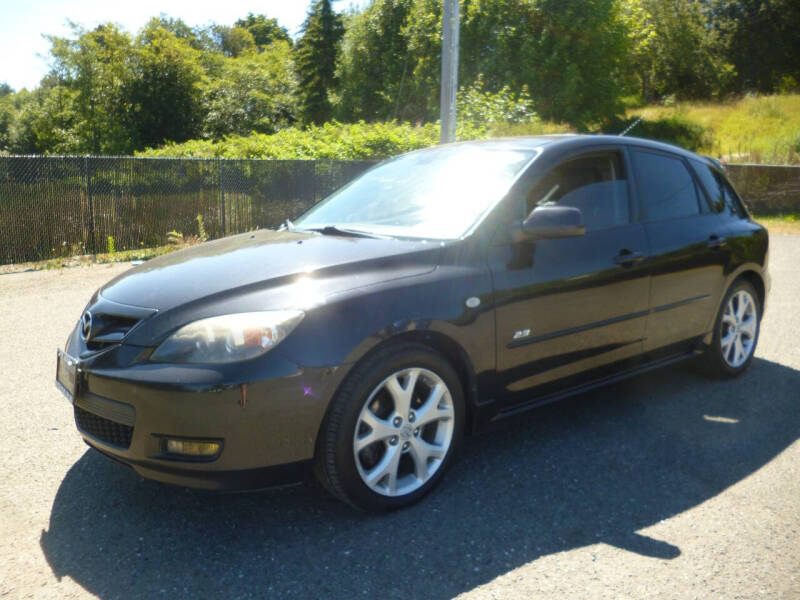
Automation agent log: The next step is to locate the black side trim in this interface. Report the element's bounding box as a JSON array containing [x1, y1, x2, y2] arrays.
[[508, 310, 649, 348], [652, 294, 711, 313], [507, 294, 711, 349]]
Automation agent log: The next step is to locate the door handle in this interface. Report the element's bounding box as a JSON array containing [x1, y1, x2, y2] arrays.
[[708, 234, 727, 249], [613, 249, 645, 266]]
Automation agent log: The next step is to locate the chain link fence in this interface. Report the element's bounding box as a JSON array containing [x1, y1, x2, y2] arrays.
[[0, 156, 376, 265], [2, 156, 798, 266], [725, 164, 800, 215]]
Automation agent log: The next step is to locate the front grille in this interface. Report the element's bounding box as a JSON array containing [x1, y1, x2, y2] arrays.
[[74, 405, 133, 449], [85, 314, 141, 351]]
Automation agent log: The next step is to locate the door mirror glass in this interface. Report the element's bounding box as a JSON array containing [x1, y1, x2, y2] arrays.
[[514, 205, 586, 241]]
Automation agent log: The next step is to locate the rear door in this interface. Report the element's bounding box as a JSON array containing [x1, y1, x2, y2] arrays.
[[490, 147, 651, 407], [629, 147, 730, 352]]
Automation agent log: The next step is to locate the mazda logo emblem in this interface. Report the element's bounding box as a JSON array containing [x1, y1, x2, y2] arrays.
[[80, 311, 93, 341]]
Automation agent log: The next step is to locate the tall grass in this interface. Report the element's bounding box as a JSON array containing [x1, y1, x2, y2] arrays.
[[629, 94, 800, 164]]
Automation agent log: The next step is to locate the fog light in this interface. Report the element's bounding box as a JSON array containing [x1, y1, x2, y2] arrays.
[[165, 439, 221, 457]]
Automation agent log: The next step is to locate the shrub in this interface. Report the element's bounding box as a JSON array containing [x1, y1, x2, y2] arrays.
[[603, 115, 711, 151], [139, 121, 446, 160], [457, 77, 539, 128], [196, 214, 208, 242]]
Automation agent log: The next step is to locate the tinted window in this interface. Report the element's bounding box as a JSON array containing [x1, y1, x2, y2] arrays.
[[527, 153, 629, 231], [689, 158, 745, 217], [632, 150, 701, 221]]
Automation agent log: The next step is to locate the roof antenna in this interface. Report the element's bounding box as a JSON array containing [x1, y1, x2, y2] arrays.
[[619, 116, 643, 137]]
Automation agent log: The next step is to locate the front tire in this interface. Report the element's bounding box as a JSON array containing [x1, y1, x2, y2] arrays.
[[703, 279, 761, 377], [314, 343, 464, 511]]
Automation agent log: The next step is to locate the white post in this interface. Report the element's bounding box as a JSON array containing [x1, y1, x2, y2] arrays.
[[440, 0, 459, 144]]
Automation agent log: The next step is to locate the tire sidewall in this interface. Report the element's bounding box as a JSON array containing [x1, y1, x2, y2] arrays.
[[330, 346, 465, 511]]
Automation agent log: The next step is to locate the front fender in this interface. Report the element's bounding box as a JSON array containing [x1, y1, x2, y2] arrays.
[[275, 263, 496, 398]]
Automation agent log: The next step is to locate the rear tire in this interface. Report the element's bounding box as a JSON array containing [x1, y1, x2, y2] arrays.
[[314, 343, 464, 512], [702, 279, 761, 378]]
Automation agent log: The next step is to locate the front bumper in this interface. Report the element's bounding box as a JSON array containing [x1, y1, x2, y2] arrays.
[[64, 343, 347, 490]]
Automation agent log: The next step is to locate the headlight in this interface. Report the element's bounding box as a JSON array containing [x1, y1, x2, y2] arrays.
[[150, 310, 304, 364]]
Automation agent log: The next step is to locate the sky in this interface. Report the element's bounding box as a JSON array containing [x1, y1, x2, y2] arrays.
[[0, 0, 366, 91]]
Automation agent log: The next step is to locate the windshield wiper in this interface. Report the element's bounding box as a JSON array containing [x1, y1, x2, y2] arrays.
[[300, 225, 385, 239]]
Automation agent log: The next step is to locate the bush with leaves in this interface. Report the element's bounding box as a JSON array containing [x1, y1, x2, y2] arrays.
[[457, 76, 539, 128], [139, 120, 489, 160]]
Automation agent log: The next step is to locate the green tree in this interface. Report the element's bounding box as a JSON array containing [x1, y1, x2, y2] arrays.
[[46, 22, 133, 153], [202, 40, 297, 138], [125, 23, 207, 149], [335, 0, 416, 121], [336, 0, 630, 127], [620, 0, 733, 102], [212, 26, 256, 57], [708, 0, 800, 93], [9, 83, 82, 154], [295, 0, 345, 125], [235, 13, 291, 48]]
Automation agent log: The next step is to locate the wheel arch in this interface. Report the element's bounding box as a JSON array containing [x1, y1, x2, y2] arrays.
[[738, 270, 766, 314], [703, 265, 767, 345], [320, 330, 481, 442]]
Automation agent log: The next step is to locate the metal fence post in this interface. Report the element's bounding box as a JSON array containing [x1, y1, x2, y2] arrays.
[[219, 158, 226, 236], [84, 156, 97, 255]]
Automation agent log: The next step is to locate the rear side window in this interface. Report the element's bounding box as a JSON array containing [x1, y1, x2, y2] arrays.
[[689, 158, 746, 218], [631, 149, 702, 221], [526, 152, 629, 231]]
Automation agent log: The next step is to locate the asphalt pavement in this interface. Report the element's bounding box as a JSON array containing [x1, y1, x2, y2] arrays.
[[1, 236, 798, 599]]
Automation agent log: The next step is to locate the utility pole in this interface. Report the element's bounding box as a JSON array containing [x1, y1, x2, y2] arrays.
[[440, 0, 459, 144]]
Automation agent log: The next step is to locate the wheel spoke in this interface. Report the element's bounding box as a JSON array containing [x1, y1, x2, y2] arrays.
[[720, 331, 735, 357], [414, 382, 453, 427], [384, 369, 419, 417], [355, 410, 396, 452], [365, 444, 402, 493], [740, 316, 757, 338], [735, 293, 749, 321], [408, 438, 445, 481], [734, 336, 746, 365], [722, 310, 736, 327]]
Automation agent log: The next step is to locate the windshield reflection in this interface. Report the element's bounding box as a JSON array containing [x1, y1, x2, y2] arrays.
[[295, 144, 539, 239]]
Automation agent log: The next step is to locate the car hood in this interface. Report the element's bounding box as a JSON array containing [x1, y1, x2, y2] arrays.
[[98, 229, 440, 312]]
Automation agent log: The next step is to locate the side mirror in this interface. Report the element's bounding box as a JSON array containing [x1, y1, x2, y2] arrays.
[[513, 205, 586, 242]]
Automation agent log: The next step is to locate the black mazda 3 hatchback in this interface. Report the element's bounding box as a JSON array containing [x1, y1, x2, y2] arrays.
[[56, 135, 769, 510]]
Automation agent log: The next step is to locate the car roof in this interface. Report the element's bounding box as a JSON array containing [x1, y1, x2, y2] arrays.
[[451, 134, 704, 162]]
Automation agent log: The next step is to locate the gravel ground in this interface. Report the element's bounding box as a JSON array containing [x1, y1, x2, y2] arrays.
[[1, 237, 799, 600]]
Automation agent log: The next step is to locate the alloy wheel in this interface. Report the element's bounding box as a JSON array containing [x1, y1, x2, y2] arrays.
[[353, 367, 455, 497], [720, 289, 757, 368]]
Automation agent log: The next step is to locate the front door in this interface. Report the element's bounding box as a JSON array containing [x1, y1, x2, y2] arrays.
[[489, 148, 651, 408]]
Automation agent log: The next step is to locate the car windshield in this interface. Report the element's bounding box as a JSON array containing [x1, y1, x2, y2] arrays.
[[293, 145, 538, 239]]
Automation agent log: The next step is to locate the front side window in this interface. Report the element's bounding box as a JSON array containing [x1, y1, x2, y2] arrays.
[[526, 152, 629, 231], [632, 149, 702, 221], [294, 145, 538, 239]]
